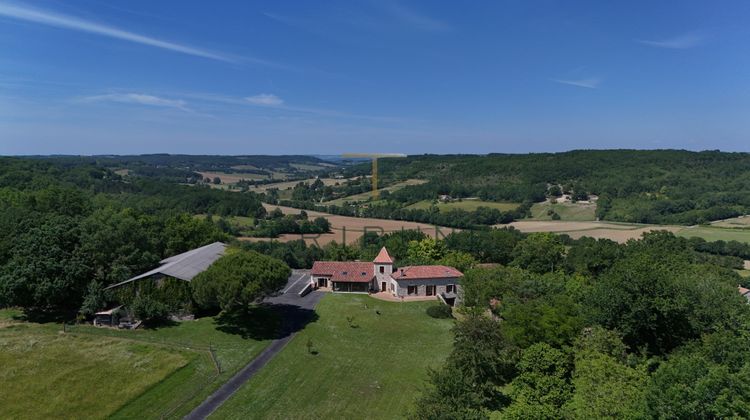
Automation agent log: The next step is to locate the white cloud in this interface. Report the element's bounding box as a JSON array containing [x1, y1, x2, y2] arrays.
[[552, 78, 601, 89], [245, 94, 284, 106], [0, 2, 240, 63], [637, 33, 705, 49], [82, 93, 189, 111]]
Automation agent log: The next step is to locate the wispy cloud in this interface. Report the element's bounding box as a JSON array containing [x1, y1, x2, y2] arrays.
[[245, 93, 284, 106], [80, 93, 190, 111], [179, 91, 405, 123], [0, 2, 256, 64], [382, 1, 450, 32], [637, 33, 705, 49], [552, 78, 601, 89]]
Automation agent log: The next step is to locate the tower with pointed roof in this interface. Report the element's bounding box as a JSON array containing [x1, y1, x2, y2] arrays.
[[373, 247, 394, 292]]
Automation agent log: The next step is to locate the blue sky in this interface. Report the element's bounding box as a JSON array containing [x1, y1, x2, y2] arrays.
[[1, 0, 749, 155]]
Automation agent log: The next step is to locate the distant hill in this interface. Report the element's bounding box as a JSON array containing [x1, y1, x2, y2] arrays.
[[343, 150, 750, 225]]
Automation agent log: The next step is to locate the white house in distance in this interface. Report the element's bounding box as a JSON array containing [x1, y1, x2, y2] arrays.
[[310, 247, 463, 305]]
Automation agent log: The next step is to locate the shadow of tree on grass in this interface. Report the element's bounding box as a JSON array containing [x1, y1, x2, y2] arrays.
[[214, 303, 319, 340]]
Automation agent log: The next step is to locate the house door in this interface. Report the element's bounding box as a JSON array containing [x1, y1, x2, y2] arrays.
[[381, 281, 386, 291]]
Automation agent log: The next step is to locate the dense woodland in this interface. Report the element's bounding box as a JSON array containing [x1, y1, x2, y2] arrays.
[[0, 157, 263, 314], [3, 154, 750, 417]]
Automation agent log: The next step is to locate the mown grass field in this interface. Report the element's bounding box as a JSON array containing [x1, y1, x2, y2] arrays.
[[195, 214, 255, 235], [676, 226, 750, 243], [211, 294, 454, 419], [1, 307, 277, 419], [0, 309, 190, 419], [325, 179, 427, 206], [407, 199, 520, 212], [709, 216, 750, 228], [530, 201, 597, 221]]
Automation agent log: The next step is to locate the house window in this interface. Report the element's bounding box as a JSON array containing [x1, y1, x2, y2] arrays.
[[407, 285, 418, 295], [446, 284, 454, 293], [426, 285, 436, 296], [379, 266, 385, 274]]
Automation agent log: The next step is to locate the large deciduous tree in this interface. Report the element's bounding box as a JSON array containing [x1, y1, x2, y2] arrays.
[[511, 233, 565, 274], [0, 215, 90, 311], [191, 250, 290, 311]]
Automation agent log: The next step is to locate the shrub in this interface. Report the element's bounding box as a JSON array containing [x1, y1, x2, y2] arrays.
[[130, 294, 169, 323], [427, 304, 453, 319]]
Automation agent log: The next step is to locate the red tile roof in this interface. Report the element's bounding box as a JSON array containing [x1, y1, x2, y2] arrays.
[[392, 265, 463, 281], [311, 261, 374, 283], [739, 286, 750, 296], [373, 247, 393, 264]]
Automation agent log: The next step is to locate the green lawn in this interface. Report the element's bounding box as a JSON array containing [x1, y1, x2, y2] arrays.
[[676, 226, 750, 244], [1, 307, 276, 419], [530, 201, 597, 221], [407, 199, 520, 212], [737, 270, 750, 278], [326, 179, 427, 206], [0, 310, 191, 419], [211, 294, 454, 419], [710, 216, 750, 228], [195, 214, 255, 235]]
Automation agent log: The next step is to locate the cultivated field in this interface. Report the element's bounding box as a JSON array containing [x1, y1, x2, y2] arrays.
[[243, 204, 457, 246], [501, 220, 682, 243], [500, 219, 750, 244], [407, 199, 520, 212], [709, 216, 750, 228], [0, 307, 276, 419], [529, 201, 597, 221], [211, 294, 454, 419]]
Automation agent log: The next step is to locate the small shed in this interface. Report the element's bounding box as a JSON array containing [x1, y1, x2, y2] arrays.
[[94, 306, 122, 327]]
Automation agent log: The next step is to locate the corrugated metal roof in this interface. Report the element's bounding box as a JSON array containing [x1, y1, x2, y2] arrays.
[[104, 242, 227, 289]]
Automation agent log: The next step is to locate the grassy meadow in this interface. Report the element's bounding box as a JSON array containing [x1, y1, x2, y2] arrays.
[[0, 306, 277, 419], [529, 201, 597, 221], [325, 179, 427, 206], [407, 199, 520, 212], [0, 309, 190, 419], [211, 294, 454, 419], [676, 226, 750, 244]]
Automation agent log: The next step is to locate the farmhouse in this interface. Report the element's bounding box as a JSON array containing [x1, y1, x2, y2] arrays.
[[310, 247, 463, 305]]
